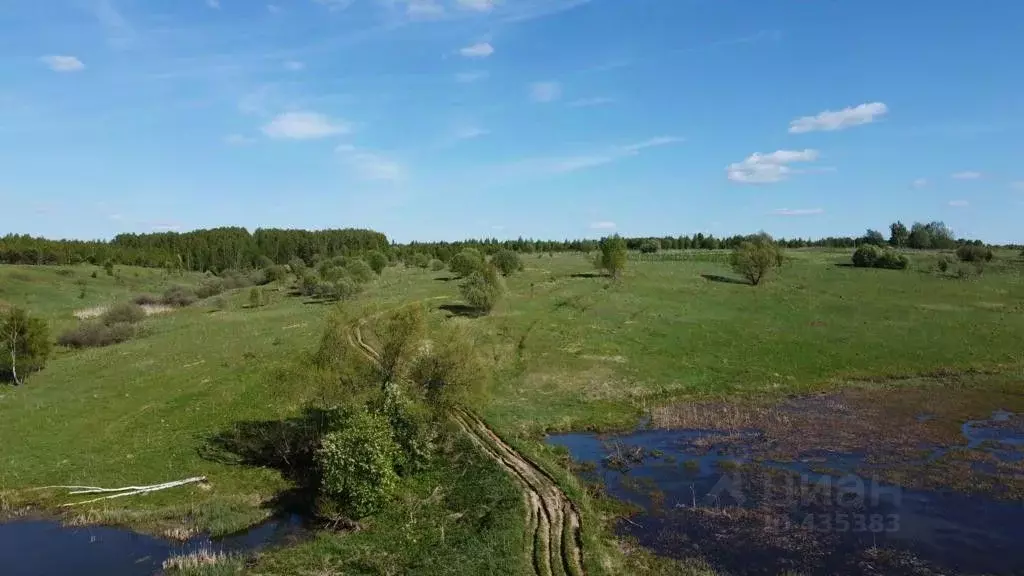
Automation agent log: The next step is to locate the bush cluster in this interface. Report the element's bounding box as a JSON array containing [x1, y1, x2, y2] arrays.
[[299, 258, 377, 301], [459, 264, 504, 314], [955, 245, 994, 263], [490, 250, 523, 277], [162, 285, 198, 307], [851, 245, 909, 270], [58, 321, 136, 349], [449, 249, 484, 277]]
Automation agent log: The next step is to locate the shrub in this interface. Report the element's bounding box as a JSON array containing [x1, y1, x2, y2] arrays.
[[103, 261, 115, 276], [491, 250, 523, 277], [935, 255, 954, 273], [316, 408, 400, 519], [346, 259, 375, 285], [639, 239, 660, 254], [318, 257, 347, 278], [101, 302, 145, 325], [955, 264, 975, 280], [162, 286, 197, 307], [1, 307, 52, 384], [411, 253, 431, 269], [730, 234, 785, 285], [300, 271, 320, 296], [314, 281, 339, 301], [248, 287, 264, 308], [956, 244, 994, 263], [449, 250, 483, 277], [459, 264, 504, 314], [90, 271, 98, 279], [408, 325, 484, 412], [851, 245, 881, 268], [58, 321, 135, 349], [195, 277, 226, 299], [429, 259, 445, 271], [597, 235, 627, 279], [320, 265, 347, 283], [264, 265, 288, 283], [366, 251, 388, 275], [369, 382, 434, 473], [377, 304, 426, 384], [133, 293, 161, 306], [334, 277, 361, 300], [210, 296, 228, 311], [56, 268, 75, 277], [852, 245, 909, 270], [875, 250, 910, 270], [288, 257, 306, 275]]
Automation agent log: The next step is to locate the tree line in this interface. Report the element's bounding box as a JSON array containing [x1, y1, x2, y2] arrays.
[[1, 220, 1005, 273], [0, 227, 388, 272]]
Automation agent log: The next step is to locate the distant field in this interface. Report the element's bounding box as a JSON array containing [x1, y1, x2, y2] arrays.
[[1, 249, 1022, 574]]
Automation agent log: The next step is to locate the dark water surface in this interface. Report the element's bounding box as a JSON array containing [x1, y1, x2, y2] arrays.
[[549, 412, 1024, 575], [0, 515, 305, 576]]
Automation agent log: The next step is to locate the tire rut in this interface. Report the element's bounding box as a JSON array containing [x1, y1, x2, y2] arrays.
[[348, 309, 585, 576]]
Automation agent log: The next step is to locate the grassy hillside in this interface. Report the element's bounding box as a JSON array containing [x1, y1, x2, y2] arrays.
[[1, 249, 1022, 574]]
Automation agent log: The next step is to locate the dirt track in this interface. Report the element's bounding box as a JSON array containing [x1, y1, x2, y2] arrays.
[[349, 313, 585, 576]]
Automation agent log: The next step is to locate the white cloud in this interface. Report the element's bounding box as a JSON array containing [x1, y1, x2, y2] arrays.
[[948, 200, 970, 207], [267, 4, 282, 13], [457, 0, 495, 10], [224, 134, 256, 145], [951, 171, 982, 180], [151, 223, 181, 232], [727, 149, 820, 184], [314, 0, 354, 10], [530, 81, 562, 103], [1011, 181, 1024, 191], [40, 55, 85, 72], [568, 97, 614, 108], [206, 0, 220, 8], [285, 61, 305, 71], [771, 208, 824, 216], [337, 145, 405, 181], [589, 221, 616, 230], [399, 0, 445, 18], [912, 178, 928, 189], [459, 42, 494, 58], [262, 112, 350, 139], [455, 70, 488, 83], [788, 102, 888, 134]]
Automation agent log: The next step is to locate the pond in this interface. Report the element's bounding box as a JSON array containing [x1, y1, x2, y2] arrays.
[[0, 515, 306, 576], [549, 409, 1024, 575]]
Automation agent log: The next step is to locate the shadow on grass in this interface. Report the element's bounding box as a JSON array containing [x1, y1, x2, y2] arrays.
[[569, 272, 606, 279], [438, 304, 485, 318], [434, 276, 458, 282], [700, 273, 750, 286], [199, 408, 335, 519], [833, 263, 855, 268]]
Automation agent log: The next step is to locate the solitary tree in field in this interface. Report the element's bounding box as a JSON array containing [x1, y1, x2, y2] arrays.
[[377, 304, 426, 385], [449, 249, 484, 277], [366, 251, 388, 275], [729, 233, 785, 286], [596, 235, 628, 279], [491, 250, 523, 276], [0, 307, 52, 385], [460, 264, 504, 314]]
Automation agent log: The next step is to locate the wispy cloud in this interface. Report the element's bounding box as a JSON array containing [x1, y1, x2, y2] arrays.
[[455, 70, 488, 83], [459, 42, 494, 58], [589, 221, 616, 230], [510, 136, 682, 176], [789, 102, 888, 134], [912, 178, 928, 189], [951, 171, 982, 180], [40, 55, 85, 72], [453, 126, 489, 140], [262, 112, 350, 139], [503, 0, 594, 23], [314, 0, 354, 10], [1011, 181, 1024, 191], [267, 4, 282, 14], [727, 149, 820, 184], [530, 81, 562, 103], [456, 0, 495, 10], [206, 0, 220, 8], [284, 61, 305, 71], [948, 200, 970, 207], [224, 134, 256, 145], [151, 223, 182, 232], [568, 97, 614, 108], [93, 0, 135, 48], [771, 208, 824, 216], [337, 144, 405, 182]]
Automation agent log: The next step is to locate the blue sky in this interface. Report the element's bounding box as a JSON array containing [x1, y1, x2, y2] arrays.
[[2, 0, 1022, 243]]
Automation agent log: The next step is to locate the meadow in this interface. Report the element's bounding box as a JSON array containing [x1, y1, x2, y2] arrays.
[[1, 248, 1022, 574]]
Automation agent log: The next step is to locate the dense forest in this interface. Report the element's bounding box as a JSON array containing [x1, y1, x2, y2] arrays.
[[0, 220, 1006, 273]]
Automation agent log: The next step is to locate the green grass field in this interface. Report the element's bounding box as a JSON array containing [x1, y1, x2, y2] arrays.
[[1, 249, 1022, 574]]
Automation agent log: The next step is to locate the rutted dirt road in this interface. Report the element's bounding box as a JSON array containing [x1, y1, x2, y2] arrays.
[[349, 312, 586, 576]]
